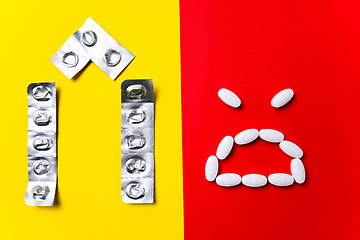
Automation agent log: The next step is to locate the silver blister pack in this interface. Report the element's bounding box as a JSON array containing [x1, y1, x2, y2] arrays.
[[51, 17, 135, 80], [25, 83, 57, 206], [121, 79, 154, 204]]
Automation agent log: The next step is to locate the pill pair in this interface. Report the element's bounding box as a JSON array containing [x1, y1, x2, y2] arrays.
[[218, 88, 294, 108]]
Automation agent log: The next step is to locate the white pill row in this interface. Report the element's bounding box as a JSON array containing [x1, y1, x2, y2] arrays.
[[216, 129, 303, 160], [207, 159, 305, 187], [218, 88, 294, 108], [212, 173, 294, 187]]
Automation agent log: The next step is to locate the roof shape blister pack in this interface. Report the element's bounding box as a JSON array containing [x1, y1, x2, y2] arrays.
[[51, 17, 135, 80]]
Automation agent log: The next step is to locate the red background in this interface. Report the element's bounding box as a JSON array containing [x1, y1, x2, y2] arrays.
[[180, 0, 360, 239]]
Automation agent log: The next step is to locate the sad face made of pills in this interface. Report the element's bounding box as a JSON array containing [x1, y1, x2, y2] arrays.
[[205, 88, 306, 187]]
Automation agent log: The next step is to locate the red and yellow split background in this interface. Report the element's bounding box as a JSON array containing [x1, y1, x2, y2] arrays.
[[1, 0, 360, 239]]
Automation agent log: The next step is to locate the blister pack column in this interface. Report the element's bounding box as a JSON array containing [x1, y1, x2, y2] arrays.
[[121, 79, 154, 204], [25, 83, 57, 206]]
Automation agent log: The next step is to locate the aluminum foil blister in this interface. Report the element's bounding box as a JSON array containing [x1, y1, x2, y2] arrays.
[[51, 17, 135, 80], [25, 83, 57, 206], [121, 79, 154, 204]]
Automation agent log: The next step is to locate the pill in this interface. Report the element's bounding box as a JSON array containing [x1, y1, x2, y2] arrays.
[[205, 155, 219, 181], [235, 129, 258, 145], [279, 140, 303, 158], [291, 159, 306, 184], [218, 88, 241, 108], [259, 129, 284, 143], [216, 173, 241, 187], [268, 173, 294, 186], [216, 136, 234, 160], [242, 174, 267, 187], [271, 88, 294, 108]]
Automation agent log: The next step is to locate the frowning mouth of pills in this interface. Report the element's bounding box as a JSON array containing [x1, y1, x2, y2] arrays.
[[205, 88, 306, 188]]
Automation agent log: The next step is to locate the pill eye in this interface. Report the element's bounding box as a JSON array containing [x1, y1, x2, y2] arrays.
[[126, 85, 147, 100], [31, 186, 50, 200], [81, 30, 97, 47], [125, 183, 145, 199], [33, 136, 52, 151], [125, 158, 146, 173], [126, 133, 146, 149], [126, 109, 146, 124], [33, 160, 51, 175], [62, 51, 79, 68], [103, 49, 121, 67], [32, 86, 52, 101]]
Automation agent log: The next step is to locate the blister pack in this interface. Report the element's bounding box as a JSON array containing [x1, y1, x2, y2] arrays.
[[51, 17, 135, 80], [121, 79, 154, 204], [25, 83, 57, 206]]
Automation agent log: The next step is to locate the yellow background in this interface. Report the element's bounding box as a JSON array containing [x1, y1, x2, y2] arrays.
[[0, 1, 184, 239]]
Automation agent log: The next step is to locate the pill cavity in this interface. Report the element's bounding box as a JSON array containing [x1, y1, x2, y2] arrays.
[[32, 86, 52, 101], [33, 110, 52, 126], [235, 129, 258, 145], [280, 140, 303, 158], [271, 88, 294, 108], [259, 129, 284, 143], [242, 174, 267, 187], [125, 183, 145, 199], [205, 155, 218, 181], [126, 109, 146, 124], [126, 133, 146, 149], [81, 31, 97, 47], [218, 88, 241, 108], [126, 85, 147, 100], [62, 51, 79, 68], [104, 49, 121, 67], [31, 185, 50, 200], [125, 158, 146, 173], [291, 159, 306, 184], [33, 136, 52, 151], [216, 136, 234, 160], [33, 160, 51, 175], [268, 173, 294, 186], [216, 173, 241, 187]]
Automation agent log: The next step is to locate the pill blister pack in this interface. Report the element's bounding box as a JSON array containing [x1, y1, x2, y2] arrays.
[[121, 79, 154, 203], [51, 17, 135, 80], [25, 83, 57, 206]]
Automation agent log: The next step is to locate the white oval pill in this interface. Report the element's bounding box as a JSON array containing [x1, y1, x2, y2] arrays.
[[279, 140, 303, 158], [259, 129, 284, 143], [291, 159, 306, 184], [218, 88, 241, 108], [235, 129, 258, 145], [205, 155, 218, 181], [216, 173, 241, 187], [242, 174, 267, 187], [271, 88, 294, 108], [216, 136, 234, 160], [268, 173, 294, 186]]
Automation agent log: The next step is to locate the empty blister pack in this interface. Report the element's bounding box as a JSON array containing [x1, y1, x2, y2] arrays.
[[51, 17, 135, 80], [25, 83, 57, 206], [121, 79, 154, 204]]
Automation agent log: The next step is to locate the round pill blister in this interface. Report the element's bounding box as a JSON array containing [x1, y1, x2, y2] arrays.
[[125, 183, 145, 199], [104, 49, 121, 67], [62, 51, 79, 68], [81, 31, 97, 46]]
